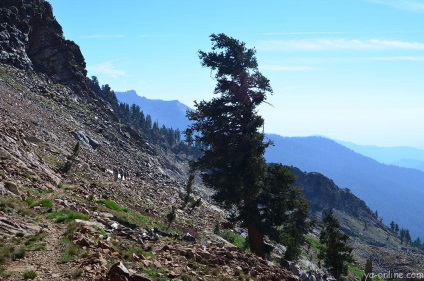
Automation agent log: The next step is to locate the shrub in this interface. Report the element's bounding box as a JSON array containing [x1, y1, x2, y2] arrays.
[[23, 270, 37, 279]]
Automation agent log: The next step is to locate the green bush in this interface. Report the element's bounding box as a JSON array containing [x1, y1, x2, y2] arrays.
[[220, 230, 247, 249], [12, 247, 26, 260], [23, 270, 37, 279]]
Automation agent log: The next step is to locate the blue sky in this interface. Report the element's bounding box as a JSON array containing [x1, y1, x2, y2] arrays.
[[48, 0, 424, 148]]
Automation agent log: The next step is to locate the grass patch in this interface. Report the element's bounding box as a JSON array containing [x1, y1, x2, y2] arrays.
[[23, 270, 37, 279], [20, 172, 35, 182], [98, 201, 152, 230], [348, 264, 364, 279], [42, 188, 55, 194], [143, 267, 168, 281], [47, 209, 88, 223], [0, 266, 7, 276], [0, 244, 15, 263], [58, 182, 64, 189], [61, 223, 88, 263], [219, 230, 248, 249], [306, 236, 321, 251], [24, 233, 47, 251], [0, 197, 35, 218], [98, 199, 127, 212], [12, 247, 26, 260], [70, 269, 83, 278], [122, 242, 155, 261], [30, 199, 53, 208], [61, 240, 87, 263]]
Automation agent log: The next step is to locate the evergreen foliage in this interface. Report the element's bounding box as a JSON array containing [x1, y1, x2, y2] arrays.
[[183, 166, 196, 208], [187, 33, 272, 256], [166, 207, 176, 231], [361, 259, 373, 281], [61, 142, 80, 173], [318, 209, 354, 280], [260, 164, 310, 260], [88, 76, 183, 149], [187, 33, 309, 257]]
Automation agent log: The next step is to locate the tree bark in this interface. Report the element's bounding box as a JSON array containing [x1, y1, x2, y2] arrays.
[[247, 222, 264, 257]]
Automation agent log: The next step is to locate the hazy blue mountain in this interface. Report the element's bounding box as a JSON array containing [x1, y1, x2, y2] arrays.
[[392, 158, 424, 172], [265, 134, 424, 238], [337, 140, 424, 172], [115, 90, 192, 130]]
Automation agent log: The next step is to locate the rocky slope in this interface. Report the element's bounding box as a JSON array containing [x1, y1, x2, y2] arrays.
[[0, 61, 301, 280], [0, 1, 301, 279]]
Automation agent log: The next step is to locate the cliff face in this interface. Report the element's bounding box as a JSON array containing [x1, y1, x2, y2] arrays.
[[288, 166, 375, 220], [0, 0, 87, 90]]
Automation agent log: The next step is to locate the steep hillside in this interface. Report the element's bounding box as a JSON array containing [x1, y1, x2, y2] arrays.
[[0, 55, 298, 281], [0, 1, 299, 280], [265, 135, 424, 239], [116, 90, 192, 131], [288, 166, 424, 274]]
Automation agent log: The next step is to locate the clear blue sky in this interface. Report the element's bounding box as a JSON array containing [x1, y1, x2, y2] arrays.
[[48, 0, 424, 148]]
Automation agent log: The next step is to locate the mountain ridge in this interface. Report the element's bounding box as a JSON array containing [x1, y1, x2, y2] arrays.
[[265, 134, 424, 238], [115, 90, 192, 131], [337, 140, 424, 172]]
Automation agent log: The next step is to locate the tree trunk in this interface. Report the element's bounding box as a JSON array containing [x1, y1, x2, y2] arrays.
[[247, 222, 264, 257]]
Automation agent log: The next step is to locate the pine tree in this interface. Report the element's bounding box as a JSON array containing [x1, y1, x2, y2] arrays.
[[62, 142, 80, 173], [182, 166, 196, 208], [187, 33, 272, 257], [259, 164, 309, 259], [390, 221, 395, 232], [361, 259, 373, 281], [318, 209, 354, 279], [187, 34, 310, 257], [413, 237, 422, 248], [166, 207, 176, 231]]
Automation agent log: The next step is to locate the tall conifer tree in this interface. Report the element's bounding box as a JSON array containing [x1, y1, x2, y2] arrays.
[[187, 33, 273, 256]]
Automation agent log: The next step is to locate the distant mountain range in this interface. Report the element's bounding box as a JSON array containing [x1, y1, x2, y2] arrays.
[[116, 93, 424, 238], [115, 90, 192, 131], [265, 135, 424, 238], [338, 140, 424, 172]]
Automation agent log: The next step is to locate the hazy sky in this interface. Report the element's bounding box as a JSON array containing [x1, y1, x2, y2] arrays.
[[48, 0, 424, 149]]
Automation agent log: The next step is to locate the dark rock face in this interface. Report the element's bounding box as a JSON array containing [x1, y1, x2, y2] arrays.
[[0, 0, 87, 90], [288, 166, 375, 220]]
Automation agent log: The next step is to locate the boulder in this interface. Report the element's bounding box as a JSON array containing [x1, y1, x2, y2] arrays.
[[107, 261, 130, 281], [72, 130, 99, 150], [0, 147, 12, 159], [4, 181, 20, 196]]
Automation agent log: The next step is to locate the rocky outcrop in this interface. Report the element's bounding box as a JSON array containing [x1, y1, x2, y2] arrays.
[[0, 0, 87, 91], [288, 166, 375, 220]]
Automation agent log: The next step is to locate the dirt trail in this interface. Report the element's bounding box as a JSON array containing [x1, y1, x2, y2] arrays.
[[6, 219, 81, 281]]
